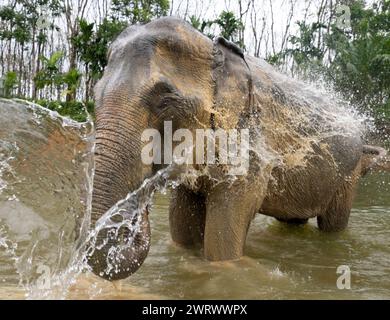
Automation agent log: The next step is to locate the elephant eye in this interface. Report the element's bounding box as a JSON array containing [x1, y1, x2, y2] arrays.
[[158, 97, 170, 108], [157, 94, 181, 109], [153, 81, 177, 96], [148, 81, 181, 110]]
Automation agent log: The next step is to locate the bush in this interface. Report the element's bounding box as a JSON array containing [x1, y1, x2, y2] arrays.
[[0, 71, 18, 98], [34, 99, 95, 122]]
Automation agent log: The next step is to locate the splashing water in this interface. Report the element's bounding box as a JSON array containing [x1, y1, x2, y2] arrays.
[[0, 98, 204, 298], [0, 98, 94, 298], [85, 164, 186, 279], [0, 91, 389, 299]]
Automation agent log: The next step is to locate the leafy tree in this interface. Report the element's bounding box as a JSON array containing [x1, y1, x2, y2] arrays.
[[189, 11, 244, 48], [270, 0, 390, 130], [111, 0, 169, 24], [213, 11, 244, 47], [268, 21, 327, 79], [326, 0, 390, 122], [36, 99, 95, 122], [73, 18, 127, 101], [73, 0, 170, 102], [62, 68, 82, 101], [34, 51, 81, 101], [188, 15, 215, 39], [0, 72, 18, 98], [13, 0, 64, 99], [34, 51, 64, 92], [94, 19, 128, 73]]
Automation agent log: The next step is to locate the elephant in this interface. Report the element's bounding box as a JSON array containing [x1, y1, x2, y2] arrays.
[[87, 17, 388, 281]]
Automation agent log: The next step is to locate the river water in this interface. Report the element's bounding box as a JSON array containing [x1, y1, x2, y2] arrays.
[[0, 98, 389, 300]]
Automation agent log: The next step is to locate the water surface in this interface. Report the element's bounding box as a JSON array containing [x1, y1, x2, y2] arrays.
[[0, 99, 389, 300]]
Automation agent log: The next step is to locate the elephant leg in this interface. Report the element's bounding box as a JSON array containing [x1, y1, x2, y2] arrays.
[[203, 181, 265, 261], [317, 164, 360, 232], [169, 186, 206, 248], [276, 217, 309, 225]]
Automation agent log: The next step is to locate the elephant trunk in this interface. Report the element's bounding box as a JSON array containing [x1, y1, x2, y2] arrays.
[[87, 96, 151, 281]]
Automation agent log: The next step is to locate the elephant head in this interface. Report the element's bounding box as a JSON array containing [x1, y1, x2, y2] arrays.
[[87, 18, 217, 280]]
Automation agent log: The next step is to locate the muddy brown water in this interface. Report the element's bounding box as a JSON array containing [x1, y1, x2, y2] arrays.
[[0, 99, 389, 300]]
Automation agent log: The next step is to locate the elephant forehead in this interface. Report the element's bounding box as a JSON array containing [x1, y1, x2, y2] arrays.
[[150, 46, 213, 99], [149, 26, 215, 105], [104, 18, 216, 113]]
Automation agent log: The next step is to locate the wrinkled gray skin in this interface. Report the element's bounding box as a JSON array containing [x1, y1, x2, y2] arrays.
[[88, 17, 386, 281]]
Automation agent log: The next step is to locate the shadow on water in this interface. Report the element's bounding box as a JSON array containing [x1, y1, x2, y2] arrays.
[[0, 98, 389, 299]]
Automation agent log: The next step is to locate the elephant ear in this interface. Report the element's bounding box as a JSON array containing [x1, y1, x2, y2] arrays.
[[211, 35, 255, 130], [215, 37, 245, 60]]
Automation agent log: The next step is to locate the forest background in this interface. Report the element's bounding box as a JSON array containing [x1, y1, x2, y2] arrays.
[[0, 0, 388, 143]]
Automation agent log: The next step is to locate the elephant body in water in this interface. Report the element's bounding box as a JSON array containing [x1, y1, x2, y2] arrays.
[[88, 17, 387, 280]]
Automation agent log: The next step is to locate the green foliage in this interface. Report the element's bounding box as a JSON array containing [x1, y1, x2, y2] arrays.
[[111, 0, 169, 24], [73, 18, 127, 80], [0, 72, 18, 98], [15, 0, 171, 122], [213, 11, 243, 46], [189, 15, 215, 39], [267, 21, 327, 79], [0, 4, 30, 44], [34, 52, 81, 100], [327, 0, 390, 122], [35, 99, 95, 122], [62, 68, 82, 98], [270, 0, 390, 128], [94, 19, 128, 74], [189, 11, 244, 47], [189, 15, 203, 31], [1, 0, 387, 134], [34, 51, 64, 89]]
